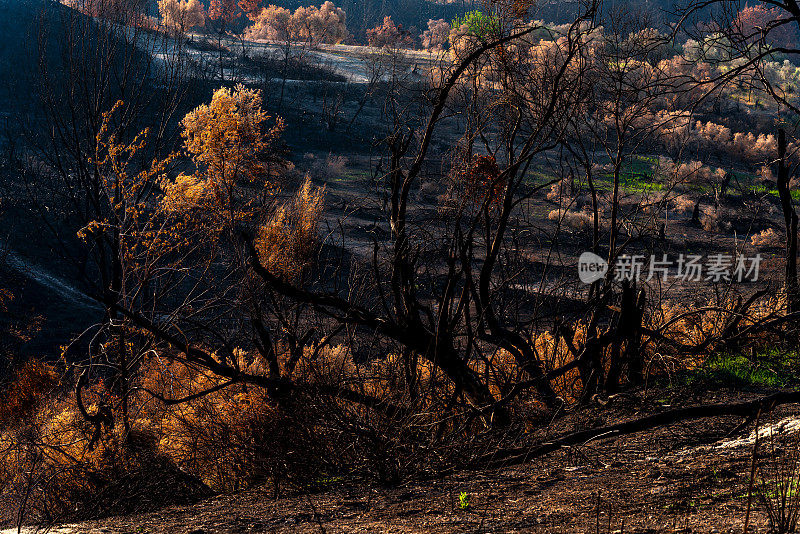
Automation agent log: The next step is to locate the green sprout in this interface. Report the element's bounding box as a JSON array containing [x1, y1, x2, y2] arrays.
[[458, 491, 471, 510]]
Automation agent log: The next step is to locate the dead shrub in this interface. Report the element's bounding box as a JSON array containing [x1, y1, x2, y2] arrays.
[[671, 194, 697, 214], [546, 179, 570, 201], [548, 208, 595, 232], [0, 288, 792, 526], [700, 206, 734, 232], [417, 180, 443, 202], [751, 227, 784, 248], [311, 153, 348, 180]]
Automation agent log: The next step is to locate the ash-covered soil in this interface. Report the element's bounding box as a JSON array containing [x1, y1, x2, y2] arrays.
[[14, 387, 800, 534]]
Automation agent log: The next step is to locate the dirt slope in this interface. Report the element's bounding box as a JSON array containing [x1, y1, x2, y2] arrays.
[[10, 389, 799, 534]]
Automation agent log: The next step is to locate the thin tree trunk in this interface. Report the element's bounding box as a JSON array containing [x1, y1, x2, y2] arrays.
[[777, 128, 798, 314]]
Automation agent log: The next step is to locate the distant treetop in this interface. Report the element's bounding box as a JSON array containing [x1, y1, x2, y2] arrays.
[[450, 10, 499, 39]]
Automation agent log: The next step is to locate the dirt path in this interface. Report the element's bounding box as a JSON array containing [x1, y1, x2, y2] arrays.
[[2, 246, 99, 311]]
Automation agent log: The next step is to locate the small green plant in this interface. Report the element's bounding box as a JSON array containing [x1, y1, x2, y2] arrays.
[[458, 491, 471, 510], [757, 434, 800, 533]]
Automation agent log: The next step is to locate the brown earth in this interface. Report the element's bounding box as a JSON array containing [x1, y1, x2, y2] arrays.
[[21, 388, 800, 534]]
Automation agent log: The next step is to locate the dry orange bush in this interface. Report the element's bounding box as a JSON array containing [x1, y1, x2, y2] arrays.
[[548, 208, 595, 232], [255, 176, 325, 281], [245, 2, 349, 44], [653, 296, 785, 355], [671, 194, 697, 214], [0, 360, 60, 429], [0, 357, 313, 523], [137, 360, 304, 492], [751, 227, 784, 248], [0, 365, 210, 524], [0, 288, 790, 525]]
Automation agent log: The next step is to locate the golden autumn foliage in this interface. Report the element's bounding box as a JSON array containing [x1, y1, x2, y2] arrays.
[[0, 360, 60, 429], [161, 84, 285, 231], [244, 1, 348, 43], [0, 291, 791, 522], [255, 176, 325, 281], [158, 0, 205, 31], [77, 100, 188, 273], [181, 84, 282, 187], [0, 365, 212, 523], [158, 84, 326, 279], [0, 88, 333, 521]]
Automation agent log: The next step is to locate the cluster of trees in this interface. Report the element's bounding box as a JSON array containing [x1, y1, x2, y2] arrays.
[[154, 0, 350, 43], [243, 2, 349, 43], [420, 18, 450, 50], [735, 3, 800, 50], [34, 0, 800, 436], [158, 0, 206, 32], [652, 112, 797, 168], [366, 16, 415, 48], [365, 10, 502, 51]]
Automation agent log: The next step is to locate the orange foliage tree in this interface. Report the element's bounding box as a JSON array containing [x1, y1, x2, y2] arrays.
[[735, 4, 800, 49], [158, 0, 206, 32], [290, 2, 349, 44], [244, 4, 292, 41], [366, 16, 414, 48], [161, 84, 285, 232], [208, 0, 240, 26], [238, 0, 261, 21]]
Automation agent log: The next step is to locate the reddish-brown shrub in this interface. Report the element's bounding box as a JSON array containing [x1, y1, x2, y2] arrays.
[[0, 360, 59, 429]]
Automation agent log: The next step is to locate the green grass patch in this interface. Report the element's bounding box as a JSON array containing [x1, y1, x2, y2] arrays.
[[700, 349, 800, 388], [525, 170, 558, 186], [601, 156, 664, 194], [527, 156, 664, 194], [748, 183, 800, 200], [620, 177, 664, 193], [341, 169, 372, 181]]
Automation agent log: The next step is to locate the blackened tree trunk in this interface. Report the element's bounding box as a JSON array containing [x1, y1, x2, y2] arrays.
[[777, 128, 799, 314]]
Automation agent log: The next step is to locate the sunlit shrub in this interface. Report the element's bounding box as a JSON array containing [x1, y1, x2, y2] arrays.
[[0, 368, 210, 525], [751, 227, 784, 248], [548, 208, 594, 232], [255, 176, 325, 282]]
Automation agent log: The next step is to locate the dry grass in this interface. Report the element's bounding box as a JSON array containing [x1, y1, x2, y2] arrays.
[[548, 208, 595, 232], [256, 176, 325, 281], [751, 227, 784, 248]]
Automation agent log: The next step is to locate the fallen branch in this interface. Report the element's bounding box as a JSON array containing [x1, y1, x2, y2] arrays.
[[480, 390, 800, 468]]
